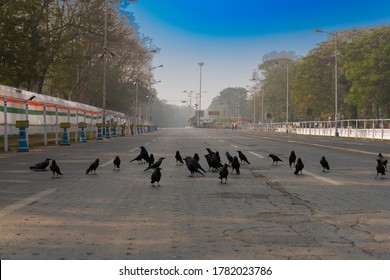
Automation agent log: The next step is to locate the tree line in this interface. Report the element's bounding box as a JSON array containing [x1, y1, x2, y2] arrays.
[[0, 0, 184, 123], [209, 25, 390, 124]]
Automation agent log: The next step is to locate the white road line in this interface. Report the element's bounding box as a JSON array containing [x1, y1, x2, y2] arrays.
[[249, 151, 265, 159], [231, 144, 239, 148], [101, 160, 112, 167], [304, 170, 342, 186], [129, 147, 138, 153], [0, 189, 57, 219], [219, 140, 225, 142]]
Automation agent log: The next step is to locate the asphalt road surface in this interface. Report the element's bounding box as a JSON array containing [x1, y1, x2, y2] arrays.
[[0, 128, 389, 260]]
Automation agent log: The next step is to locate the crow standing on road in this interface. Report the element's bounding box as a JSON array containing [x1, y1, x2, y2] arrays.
[[151, 167, 162, 187], [269, 154, 283, 166], [149, 154, 155, 167], [204, 154, 223, 171], [320, 156, 330, 172], [175, 151, 184, 165], [193, 153, 200, 162], [144, 157, 165, 171], [206, 148, 215, 156], [237, 151, 250, 164], [30, 158, 51, 171], [289, 151, 296, 168], [231, 156, 240, 174], [375, 159, 386, 179], [130, 146, 150, 164], [294, 158, 304, 175], [219, 163, 229, 184], [184, 156, 205, 177], [129, 153, 143, 164], [140, 146, 150, 164], [378, 153, 388, 171], [225, 151, 233, 165], [113, 156, 121, 171], [50, 160, 62, 178], [86, 159, 99, 174], [215, 151, 221, 163]]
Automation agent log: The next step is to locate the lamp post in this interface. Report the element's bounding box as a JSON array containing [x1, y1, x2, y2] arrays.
[[102, 0, 108, 134], [251, 77, 263, 123], [286, 62, 289, 134], [315, 29, 339, 137], [135, 51, 160, 122], [198, 61, 205, 126], [148, 80, 161, 122], [183, 90, 195, 112]]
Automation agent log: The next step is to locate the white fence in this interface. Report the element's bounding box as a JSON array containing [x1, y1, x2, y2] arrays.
[[1, 84, 154, 151], [243, 119, 390, 141]]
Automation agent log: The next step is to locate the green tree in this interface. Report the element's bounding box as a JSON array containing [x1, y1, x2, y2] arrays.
[[258, 52, 297, 122], [342, 26, 390, 118], [208, 87, 248, 123]]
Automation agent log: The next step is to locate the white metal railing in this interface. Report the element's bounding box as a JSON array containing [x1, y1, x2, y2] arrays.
[[243, 119, 390, 141]]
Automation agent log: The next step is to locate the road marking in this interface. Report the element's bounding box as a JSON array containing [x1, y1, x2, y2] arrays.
[[129, 147, 138, 153], [0, 189, 57, 219], [304, 170, 342, 186], [249, 151, 265, 159], [231, 144, 239, 148], [101, 160, 112, 167], [219, 140, 225, 142]]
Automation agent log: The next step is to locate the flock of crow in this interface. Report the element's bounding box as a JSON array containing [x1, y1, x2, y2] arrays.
[[29, 146, 388, 185]]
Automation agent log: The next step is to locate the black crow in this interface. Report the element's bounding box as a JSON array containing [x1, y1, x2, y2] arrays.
[[129, 153, 143, 164], [320, 156, 330, 172], [231, 156, 240, 174], [149, 154, 155, 167], [195, 158, 207, 174], [140, 146, 150, 164], [289, 151, 296, 168], [375, 159, 386, 179], [30, 158, 51, 171], [219, 163, 229, 184], [237, 151, 250, 164], [378, 153, 388, 171], [204, 154, 222, 171], [269, 154, 283, 165], [144, 157, 165, 171], [175, 151, 184, 165], [215, 151, 221, 163], [86, 159, 99, 174], [50, 160, 62, 178], [225, 152, 233, 165], [113, 156, 121, 171], [151, 167, 162, 187], [294, 158, 304, 175], [193, 153, 200, 162], [184, 156, 205, 177], [206, 147, 215, 156]]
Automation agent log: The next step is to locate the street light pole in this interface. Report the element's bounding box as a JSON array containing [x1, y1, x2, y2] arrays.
[[103, 0, 108, 128], [198, 61, 204, 126], [315, 29, 339, 137], [135, 51, 160, 123], [286, 62, 289, 134]]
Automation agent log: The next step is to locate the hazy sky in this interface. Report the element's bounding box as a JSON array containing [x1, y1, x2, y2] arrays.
[[125, 0, 390, 109]]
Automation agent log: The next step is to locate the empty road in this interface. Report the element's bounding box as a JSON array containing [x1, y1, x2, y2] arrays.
[[0, 128, 389, 259]]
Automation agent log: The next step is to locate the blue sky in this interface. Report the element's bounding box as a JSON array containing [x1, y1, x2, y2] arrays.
[[126, 0, 390, 109]]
